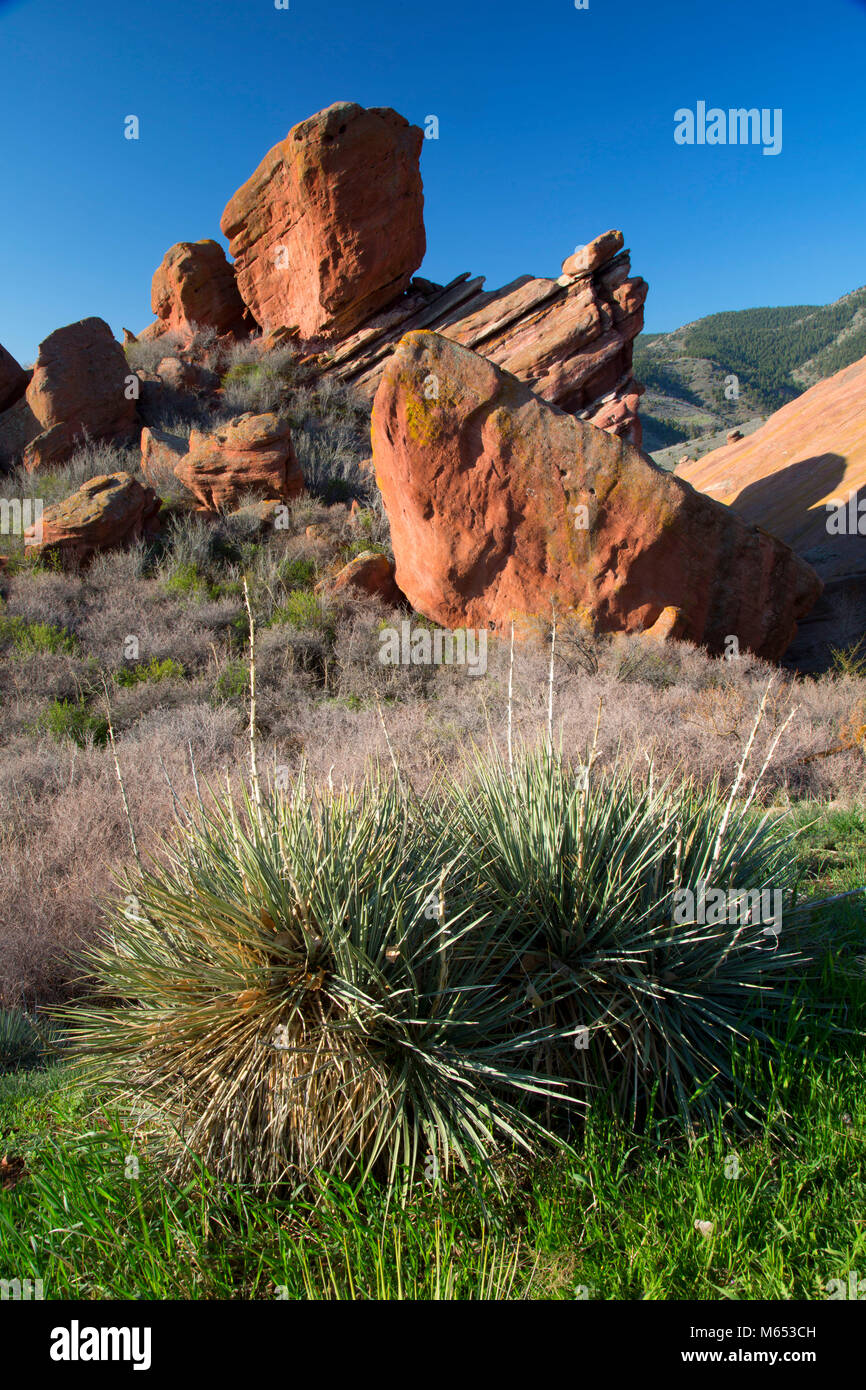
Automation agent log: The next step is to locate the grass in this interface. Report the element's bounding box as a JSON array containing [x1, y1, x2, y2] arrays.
[[0, 948, 862, 1299], [0, 759, 860, 1299]]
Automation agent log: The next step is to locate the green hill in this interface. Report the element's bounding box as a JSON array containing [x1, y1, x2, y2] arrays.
[[634, 286, 866, 454]]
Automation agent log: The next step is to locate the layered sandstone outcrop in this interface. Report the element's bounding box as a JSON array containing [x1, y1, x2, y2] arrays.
[[675, 355, 866, 574], [220, 102, 426, 341], [371, 331, 821, 660], [137, 103, 648, 445], [305, 236, 647, 446]]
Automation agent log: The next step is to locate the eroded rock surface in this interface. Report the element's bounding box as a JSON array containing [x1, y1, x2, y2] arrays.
[[371, 331, 821, 660]]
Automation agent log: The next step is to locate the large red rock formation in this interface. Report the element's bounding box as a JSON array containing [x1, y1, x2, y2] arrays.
[[140, 239, 251, 341], [24, 473, 161, 563], [0, 342, 27, 414], [371, 331, 821, 661], [14, 318, 137, 471], [173, 412, 304, 512], [220, 102, 425, 340]]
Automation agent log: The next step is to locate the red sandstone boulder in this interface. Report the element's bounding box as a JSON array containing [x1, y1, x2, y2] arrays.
[[15, 319, 137, 471], [644, 606, 688, 643], [584, 390, 643, 445], [142, 239, 251, 341], [24, 473, 161, 563], [228, 498, 288, 534], [0, 342, 27, 414], [220, 102, 425, 340], [371, 331, 821, 661], [174, 412, 304, 512], [561, 230, 625, 279], [0, 397, 41, 467], [140, 426, 187, 489], [327, 550, 401, 604]]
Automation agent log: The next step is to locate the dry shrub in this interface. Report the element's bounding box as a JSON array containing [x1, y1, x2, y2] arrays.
[[1, 524, 863, 1006]]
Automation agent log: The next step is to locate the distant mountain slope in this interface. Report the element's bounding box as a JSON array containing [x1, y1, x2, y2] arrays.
[[635, 286, 866, 453]]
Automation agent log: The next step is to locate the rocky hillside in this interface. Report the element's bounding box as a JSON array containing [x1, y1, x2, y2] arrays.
[[636, 286, 866, 454], [0, 99, 827, 668]]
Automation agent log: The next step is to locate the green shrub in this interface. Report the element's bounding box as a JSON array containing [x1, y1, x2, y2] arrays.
[[830, 638, 866, 680], [163, 561, 209, 598], [212, 659, 249, 703], [70, 736, 838, 1197], [114, 657, 186, 687], [36, 697, 109, 748], [278, 557, 317, 591], [0, 1009, 57, 1072], [0, 613, 78, 657], [221, 358, 296, 414], [270, 590, 334, 634]]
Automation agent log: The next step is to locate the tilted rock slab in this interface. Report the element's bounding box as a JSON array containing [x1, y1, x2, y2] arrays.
[[371, 332, 822, 660], [24, 473, 161, 564], [314, 239, 647, 446], [174, 412, 304, 512], [1, 318, 137, 471], [139, 239, 251, 342], [220, 102, 425, 340]]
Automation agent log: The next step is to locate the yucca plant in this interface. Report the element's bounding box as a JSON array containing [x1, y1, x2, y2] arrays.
[[445, 741, 819, 1125], [69, 770, 570, 1192], [0, 1007, 59, 1072]]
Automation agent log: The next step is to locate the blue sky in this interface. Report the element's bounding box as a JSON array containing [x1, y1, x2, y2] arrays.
[[1, 0, 864, 363]]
